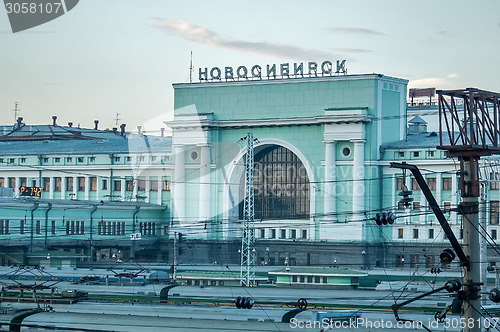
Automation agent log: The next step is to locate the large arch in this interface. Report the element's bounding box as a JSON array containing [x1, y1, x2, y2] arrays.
[[222, 138, 316, 239]]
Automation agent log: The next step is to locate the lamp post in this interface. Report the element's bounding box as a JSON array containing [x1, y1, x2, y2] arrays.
[[266, 247, 270, 265]]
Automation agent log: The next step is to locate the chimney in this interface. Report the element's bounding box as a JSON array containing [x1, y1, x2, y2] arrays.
[[68, 122, 73, 127], [120, 123, 126, 136], [16, 117, 23, 129], [94, 120, 99, 130], [52, 116, 57, 126], [112, 127, 117, 133], [137, 125, 142, 135], [160, 128, 165, 137]]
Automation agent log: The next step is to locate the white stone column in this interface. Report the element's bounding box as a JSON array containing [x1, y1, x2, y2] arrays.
[[199, 144, 211, 226], [72, 176, 77, 199], [436, 173, 442, 209], [132, 176, 138, 202], [61, 176, 66, 200], [351, 140, 365, 222], [173, 145, 186, 222], [145, 177, 150, 203], [324, 141, 337, 222], [96, 177, 100, 201], [14, 177, 20, 196], [157, 178, 162, 205], [120, 177, 126, 202], [84, 176, 89, 200], [49, 176, 54, 199]]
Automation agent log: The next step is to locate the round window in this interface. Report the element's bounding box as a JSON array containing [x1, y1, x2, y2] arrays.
[[190, 150, 199, 161], [341, 146, 351, 158]]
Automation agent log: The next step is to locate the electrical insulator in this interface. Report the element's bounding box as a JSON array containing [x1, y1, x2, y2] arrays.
[[398, 186, 414, 208], [234, 296, 254, 309], [489, 288, 500, 303], [440, 249, 456, 264], [373, 212, 396, 225]]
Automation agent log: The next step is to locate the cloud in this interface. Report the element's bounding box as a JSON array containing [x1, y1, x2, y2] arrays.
[[409, 74, 460, 89], [323, 27, 384, 35], [331, 47, 371, 54], [151, 18, 336, 60]]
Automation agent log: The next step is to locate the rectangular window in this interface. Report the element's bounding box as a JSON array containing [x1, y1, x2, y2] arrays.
[[20, 158, 26, 163], [315, 276, 321, 283], [492, 229, 497, 240], [281, 229, 286, 239], [36, 220, 41, 234], [51, 220, 56, 235], [43, 177, 50, 191], [54, 157, 60, 163], [77, 157, 83, 163], [163, 180, 171, 191], [150, 179, 158, 191], [398, 228, 403, 239], [102, 179, 108, 190], [90, 177, 97, 191], [412, 178, 420, 190], [20, 220, 25, 234], [398, 152, 405, 158], [126, 156, 131, 162], [138, 180, 146, 191], [271, 229, 276, 239], [427, 151, 435, 157], [89, 157, 96, 163], [301, 229, 307, 239], [78, 177, 85, 191], [114, 180, 121, 191], [151, 156, 157, 162], [413, 151, 420, 158], [19, 177, 27, 187], [428, 228, 434, 239], [0, 178, 4, 187], [66, 157, 72, 163], [114, 156, 121, 162], [54, 177, 61, 192], [491, 173, 500, 190], [427, 178, 436, 190], [442, 177, 452, 190], [126, 180, 133, 191], [491, 201, 499, 225], [425, 255, 434, 268], [43, 157, 49, 164], [413, 201, 420, 210], [292, 275, 297, 282], [396, 178, 404, 191], [66, 177, 73, 191], [291, 229, 296, 239], [396, 255, 404, 268], [443, 201, 452, 212], [413, 228, 419, 239], [260, 229, 265, 238], [410, 255, 419, 268], [397, 201, 405, 210]]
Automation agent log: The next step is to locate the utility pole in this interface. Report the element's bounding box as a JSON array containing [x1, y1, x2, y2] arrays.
[[437, 88, 500, 332], [172, 232, 177, 282], [240, 132, 256, 287]]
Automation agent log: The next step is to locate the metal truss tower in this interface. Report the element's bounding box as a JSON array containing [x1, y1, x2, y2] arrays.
[[240, 132, 256, 287]]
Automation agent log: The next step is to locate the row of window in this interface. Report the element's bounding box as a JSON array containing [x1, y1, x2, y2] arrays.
[[256, 228, 308, 240], [0, 219, 158, 236], [397, 174, 500, 191], [0, 177, 171, 193], [0, 155, 170, 166], [395, 254, 436, 268], [396, 150, 437, 159], [397, 227, 500, 241], [291, 275, 328, 284]]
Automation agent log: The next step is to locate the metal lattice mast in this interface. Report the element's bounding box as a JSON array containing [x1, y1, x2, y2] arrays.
[[240, 132, 255, 287]]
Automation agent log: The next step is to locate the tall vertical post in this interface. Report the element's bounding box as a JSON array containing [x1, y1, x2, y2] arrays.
[[460, 157, 481, 332], [240, 133, 256, 287], [173, 232, 177, 282]]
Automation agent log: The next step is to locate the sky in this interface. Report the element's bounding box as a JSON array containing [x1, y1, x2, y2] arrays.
[[0, 0, 499, 135]]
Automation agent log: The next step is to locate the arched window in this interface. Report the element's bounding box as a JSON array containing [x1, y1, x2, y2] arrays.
[[240, 146, 310, 220]]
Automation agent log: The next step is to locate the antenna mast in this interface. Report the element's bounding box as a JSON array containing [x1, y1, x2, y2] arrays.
[[13, 102, 20, 121], [189, 51, 194, 83], [240, 132, 256, 287]]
